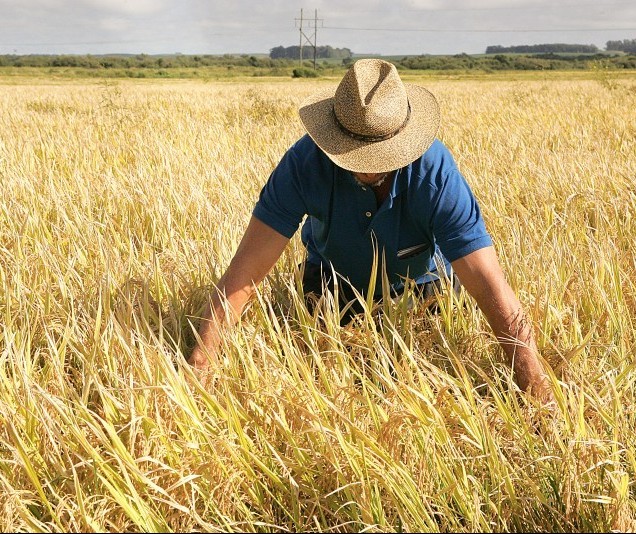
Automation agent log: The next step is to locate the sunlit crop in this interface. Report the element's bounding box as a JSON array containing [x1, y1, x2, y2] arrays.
[[0, 72, 635, 532]]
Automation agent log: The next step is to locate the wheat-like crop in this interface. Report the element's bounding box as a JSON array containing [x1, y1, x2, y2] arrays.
[[0, 73, 635, 532]]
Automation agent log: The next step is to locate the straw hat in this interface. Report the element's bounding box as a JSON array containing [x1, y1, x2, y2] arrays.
[[298, 59, 440, 173]]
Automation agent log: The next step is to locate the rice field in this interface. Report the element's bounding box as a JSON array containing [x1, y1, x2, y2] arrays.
[[0, 72, 635, 532]]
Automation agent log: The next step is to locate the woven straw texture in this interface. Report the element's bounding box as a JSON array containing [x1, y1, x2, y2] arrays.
[[299, 59, 440, 173]]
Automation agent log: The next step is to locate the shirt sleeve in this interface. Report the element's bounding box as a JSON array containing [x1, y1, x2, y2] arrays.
[[252, 144, 308, 239], [430, 168, 493, 262]]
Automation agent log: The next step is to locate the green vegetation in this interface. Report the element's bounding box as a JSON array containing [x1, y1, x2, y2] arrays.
[[486, 40, 636, 55], [398, 53, 636, 71], [486, 43, 600, 54], [270, 45, 352, 60], [0, 53, 288, 70], [0, 50, 635, 80], [606, 39, 636, 53], [292, 67, 321, 78]]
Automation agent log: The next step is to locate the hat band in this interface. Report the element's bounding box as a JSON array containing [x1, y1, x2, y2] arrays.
[[333, 102, 411, 143]]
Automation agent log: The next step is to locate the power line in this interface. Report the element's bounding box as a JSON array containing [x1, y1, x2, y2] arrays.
[[0, 39, 178, 47], [330, 1, 635, 14], [322, 26, 636, 33]]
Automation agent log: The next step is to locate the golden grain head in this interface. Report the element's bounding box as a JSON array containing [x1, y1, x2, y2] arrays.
[[0, 73, 635, 532]]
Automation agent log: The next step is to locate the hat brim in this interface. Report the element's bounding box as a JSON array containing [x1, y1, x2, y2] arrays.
[[299, 84, 440, 173]]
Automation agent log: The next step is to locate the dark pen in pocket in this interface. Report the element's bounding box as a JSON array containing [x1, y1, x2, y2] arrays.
[[397, 243, 428, 259]]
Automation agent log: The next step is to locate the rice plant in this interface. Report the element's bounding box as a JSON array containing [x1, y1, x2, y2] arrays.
[[0, 73, 634, 532]]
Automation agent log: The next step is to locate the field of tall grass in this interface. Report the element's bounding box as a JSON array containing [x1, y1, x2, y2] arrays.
[[1, 72, 635, 532]]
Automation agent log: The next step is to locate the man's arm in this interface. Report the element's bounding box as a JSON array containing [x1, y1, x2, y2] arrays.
[[450, 246, 552, 399], [188, 216, 290, 370]]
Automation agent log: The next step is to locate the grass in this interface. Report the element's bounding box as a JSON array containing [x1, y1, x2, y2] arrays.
[[0, 72, 635, 531], [2, 65, 636, 83]]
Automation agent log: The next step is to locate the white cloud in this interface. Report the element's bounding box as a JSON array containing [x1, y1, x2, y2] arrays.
[[401, 0, 569, 10], [99, 17, 131, 32], [0, 0, 63, 6], [1, 0, 634, 56], [83, 0, 166, 16]]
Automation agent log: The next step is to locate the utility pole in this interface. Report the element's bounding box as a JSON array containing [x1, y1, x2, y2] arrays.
[[313, 9, 318, 70], [299, 8, 303, 67], [295, 8, 322, 69]]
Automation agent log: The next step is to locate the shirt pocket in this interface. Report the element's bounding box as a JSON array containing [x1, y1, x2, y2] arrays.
[[397, 242, 430, 260], [392, 239, 434, 284]]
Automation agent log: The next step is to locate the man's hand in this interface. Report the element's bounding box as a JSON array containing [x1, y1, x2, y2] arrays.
[[187, 316, 221, 370], [515, 358, 555, 407], [451, 246, 553, 402], [187, 216, 290, 376]]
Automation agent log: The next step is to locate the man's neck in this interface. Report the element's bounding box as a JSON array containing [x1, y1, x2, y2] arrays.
[[372, 172, 394, 207]]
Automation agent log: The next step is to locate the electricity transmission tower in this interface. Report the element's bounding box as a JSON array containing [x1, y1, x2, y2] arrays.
[[295, 9, 322, 69]]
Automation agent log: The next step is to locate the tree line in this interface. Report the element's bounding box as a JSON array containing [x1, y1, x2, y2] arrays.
[[269, 46, 352, 60], [398, 52, 636, 71], [486, 44, 599, 54], [1, 48, 635, 75], [0, 53, 290, 69], [486, 40, 636, 54], [605, 39, 636, 53]]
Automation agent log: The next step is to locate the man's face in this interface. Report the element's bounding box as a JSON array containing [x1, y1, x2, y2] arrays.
[[351, 171, 392, 188]]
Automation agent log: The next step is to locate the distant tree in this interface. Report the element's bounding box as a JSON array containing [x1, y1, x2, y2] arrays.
[[486, 43, 599, 54], [269, 45, 352, 60], [269, 46, 287, 59], [606, 39, 636, 53], [2, 49, 634, 74]]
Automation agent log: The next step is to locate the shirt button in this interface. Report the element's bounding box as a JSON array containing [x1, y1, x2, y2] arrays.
[[362, 187, 367, 191], [365, 211, 372, 218]]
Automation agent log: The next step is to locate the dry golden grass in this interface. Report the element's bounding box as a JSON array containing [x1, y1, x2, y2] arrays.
[[0, 73, 635, 532]]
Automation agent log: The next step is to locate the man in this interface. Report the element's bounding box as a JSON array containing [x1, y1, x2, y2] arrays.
[[188, 59, 552, 400]]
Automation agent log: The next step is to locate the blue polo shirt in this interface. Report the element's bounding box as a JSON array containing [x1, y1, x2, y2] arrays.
[[253, 135, 492, 297]]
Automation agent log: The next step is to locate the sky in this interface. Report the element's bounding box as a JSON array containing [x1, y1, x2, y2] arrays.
[[1, 0, 635, 57]]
